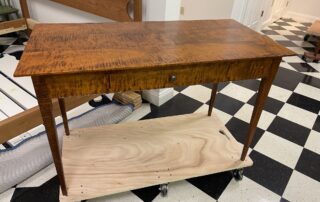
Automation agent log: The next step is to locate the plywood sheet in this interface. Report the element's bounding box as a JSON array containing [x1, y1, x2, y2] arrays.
[[61, 112, 253, 201]]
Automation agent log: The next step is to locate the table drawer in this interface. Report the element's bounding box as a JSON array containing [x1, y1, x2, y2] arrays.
[[109, 59, 273, 92], [109, 67, 207, 92]]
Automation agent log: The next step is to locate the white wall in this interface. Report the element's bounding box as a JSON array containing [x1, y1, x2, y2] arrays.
[[11, 0, 180, 23], [285, 0, 320, 22], [180, 0, 235, 20]]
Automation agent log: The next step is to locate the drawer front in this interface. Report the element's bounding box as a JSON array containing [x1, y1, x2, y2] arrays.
[[109, 59, 274, 92]]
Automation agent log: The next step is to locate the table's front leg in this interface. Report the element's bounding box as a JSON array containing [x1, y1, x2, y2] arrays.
[[32, 77, 68, 195], [58, 98, 70, 136], [240, 59, 281, 161]]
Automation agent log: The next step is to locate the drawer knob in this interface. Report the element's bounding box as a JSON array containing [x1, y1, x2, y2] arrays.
[[169, 75, 177, 82]]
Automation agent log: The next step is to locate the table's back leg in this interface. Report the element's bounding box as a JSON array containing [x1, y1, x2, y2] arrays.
[[58, 98, 70, 136], [32, 77, 68, 195], [208, 83, 218, 116], [240, 59, 281, 161]]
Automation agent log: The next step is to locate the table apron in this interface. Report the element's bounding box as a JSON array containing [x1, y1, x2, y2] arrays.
[[33, 58, 278, 98]]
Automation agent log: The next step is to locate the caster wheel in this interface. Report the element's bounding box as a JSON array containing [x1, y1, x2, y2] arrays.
[[232, 169, 244, 181], [313, 60, 319, 63], [159, 184, 168, 197], [304, 34, 310, 41], [302, 55, 307, 61]]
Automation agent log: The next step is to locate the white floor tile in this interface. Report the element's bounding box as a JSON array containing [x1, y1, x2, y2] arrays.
[[283, 171, 320, 202], [0, 188, 15, 202], [220, 83, 255, 103], [267, 35, 289, 41], [0, 37, 16, 45], [278, 103, 318, 128], [268, 85, 292, 102], [17, 164, 57, 188], [181, 85, 212, 103], [308, 62, 320, 72], [302, 72, 320, 79], [254, 132, 303, 168], [287, 22, 304, 27], [304, 130, 320, 155], [87, 191, 143, 202], [194, 104, 232, 124], [3, 45, 24, 54], [287, 47, 306, 55], [292, 40, 314, 48], [218, 177, 281, 202], [280, 62, 297, 71], [0, 144, 5, 150], [282, 56, 305, 63], [282, 26, 302, 31], [234, 104, 276, 130], [153, 181, 214, 202], [276, 30, 295, 35], [294, 82, 320, 102]]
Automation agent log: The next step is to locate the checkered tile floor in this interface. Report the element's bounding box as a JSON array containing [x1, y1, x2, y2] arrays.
[[1, 18, 320, 202]]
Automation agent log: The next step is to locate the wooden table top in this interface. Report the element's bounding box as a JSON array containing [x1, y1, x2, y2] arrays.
[[14, 19, 294, 77]]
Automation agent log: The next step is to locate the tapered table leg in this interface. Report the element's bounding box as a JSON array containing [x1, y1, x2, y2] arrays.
[[58, 98, 70, 136], [208, 83, 218, 116], [32, 77, 68, 195], [240, 59, 281, 161]]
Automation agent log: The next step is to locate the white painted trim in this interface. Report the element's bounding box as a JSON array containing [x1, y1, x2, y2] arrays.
[[284, 11, 320, 23], [142, 89, 174, 106], [262, 16, 274, 29]]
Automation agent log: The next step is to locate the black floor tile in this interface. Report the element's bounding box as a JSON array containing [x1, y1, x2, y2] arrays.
[[296, 26, 308, 31], [233, 79, 260, 91], [288, 63, 317, 72], [276, 40, 299, 47], [206, 93, 244, 115], [267, 116, 311, 146], [290, 30, 306, 36], [262, 30, 279, 35], [11, 176, 59, 202], [301, 22, 312, 27], [174, 85, 188, 92], [188, 172, 233, 200], [201, 81, 229, 92], [280, 18, 296, 23], [283, 35, 303, 41], [269, 26, 286, 30], [313, 116, 320, 133], [275, 22, 291, 26], [273, 68, 304, 91], [295, 149, 320, 182], [280, 197, 290, 202], [7, 51, 24, 60], [12, 37, 28, 45], [245, 150, 293, 195], [226, 117, 264, 147], [248, 94, 284, 114], [287, 93, 320, 113], [142, 93, 203, 119], [131, 185, 160, 202]]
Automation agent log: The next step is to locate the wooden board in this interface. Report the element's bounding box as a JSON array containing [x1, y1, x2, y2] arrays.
[[14, 20, 295, 77], [0, 18, 27, 35], [61, 112, 253, 201], [50, 0, 140, 22]]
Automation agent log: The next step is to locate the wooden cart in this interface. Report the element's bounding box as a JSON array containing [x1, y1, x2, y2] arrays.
[[14, 20, 294, 202]]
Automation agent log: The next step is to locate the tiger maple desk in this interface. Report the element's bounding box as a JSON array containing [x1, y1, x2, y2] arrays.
[[14, 20, 294, 201]]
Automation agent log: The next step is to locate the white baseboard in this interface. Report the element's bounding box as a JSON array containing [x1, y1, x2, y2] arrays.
[[261, 17, 274, 30], [142, 88, 174, 107], [284, 11, 319, 23]]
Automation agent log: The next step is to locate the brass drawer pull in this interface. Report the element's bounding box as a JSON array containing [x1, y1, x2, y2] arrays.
[[169, 75, 177, 82]]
